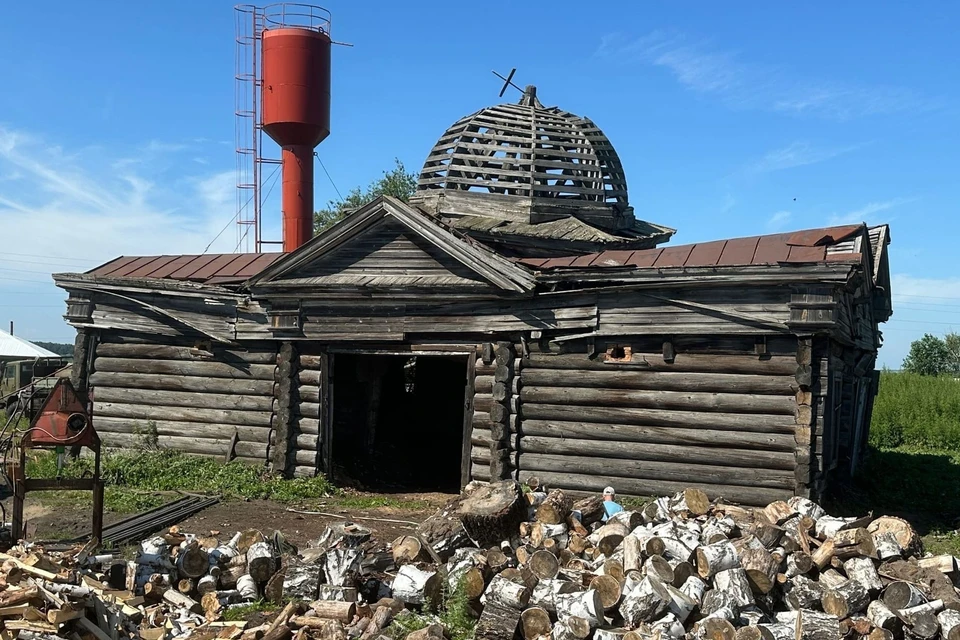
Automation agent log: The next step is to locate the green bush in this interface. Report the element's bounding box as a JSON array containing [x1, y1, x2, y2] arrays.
[[870, 371, 960, 449]]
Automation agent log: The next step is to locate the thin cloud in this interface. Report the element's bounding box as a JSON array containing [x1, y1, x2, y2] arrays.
[[829, 197, 918, 225], [767, 210, 792, 230], [596, 31, 936, 120], [892, 274, 960, 302], [748, 141, 859, 174]]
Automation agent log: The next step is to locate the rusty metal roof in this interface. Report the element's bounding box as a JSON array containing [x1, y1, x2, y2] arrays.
[[87, 253, 285, 284], [518, 224, 866, 271]]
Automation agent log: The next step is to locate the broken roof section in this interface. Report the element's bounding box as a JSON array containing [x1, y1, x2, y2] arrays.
[[87, 253, 284, 285], [517, 224, 873, 270]]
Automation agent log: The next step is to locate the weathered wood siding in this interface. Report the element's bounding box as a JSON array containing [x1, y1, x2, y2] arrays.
[[88, 335, 279, 464], [469, 353, 518, 482], [512, 337, 802, 506]]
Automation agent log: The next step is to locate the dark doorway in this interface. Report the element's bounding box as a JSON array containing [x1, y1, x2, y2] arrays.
[[330, 353, 467, 492]]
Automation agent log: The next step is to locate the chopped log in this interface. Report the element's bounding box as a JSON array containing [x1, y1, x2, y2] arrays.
[[452, 567, 486, 601], [392, 536, 428, 566], [762, 502, 796, 526], [740, 548, 778, 594], [775, 610, 839, 640], [818, 568, 846, 590], [591, 523, 628, 558], [620, 576, 671, 626], [811, 539, 835, 570], [531, 579, 580, 613], [822, 579, 871, 618], [262, 623, 292, 640], [520, 607, 552, 640], [680, 576, 707, 606], [623, 535, 642, 573], [843, 557, 883, 594], [590, 575, 622, 611], [832, 528, 877, 560], [867, 600, 902, 632], [669, 560, 694, 589], [918, 555, 957, 574], [785, 552, 814, 578], [881, 581, 926, 610], [714, 568, 754, 607], [572, 496, 605, 527], [593, 629, 629, 640], [305, 601, 356, 623], [359, 603, 394, 640], [756, 623, 792, 640], [459, 480, 527, 547], [787, 497, 826, 521], [784, 576, 823, 611], [701, 590, 737, 618], [405, 624, 445, 640], [486, 549, 511, 574], [646, 555, 675, 585], [873, 532, 903, 561], [552, 616, 591, 640], [733, 626, 763, 640], [177, 540, 210, 579], [702, 518, 736, 545], [750, 522, 783, 550], [177, 578, 195, 594], [664, 584, 697, 623], [938, 610, 960, 640], [567, 535, 588, 556], [475, 602, 522, 640], [393, 566, 440, 606], [697, 617, 737, 640], [697, 542, 740, 579], [484, 575, 531, 610], [671, 489, 711, 516], [566, 514, 588, 538], [198, 575, 218, 596], [899, 601, 943, 640], [163, 589, 202, 614], [246, 542, 277, 583], [556, 589, 604, 627], [536, 490, 573, 525], [867, 517, 921, 557]]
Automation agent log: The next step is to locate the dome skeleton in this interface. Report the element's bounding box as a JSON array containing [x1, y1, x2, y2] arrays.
[[418, 85, 629, 208]]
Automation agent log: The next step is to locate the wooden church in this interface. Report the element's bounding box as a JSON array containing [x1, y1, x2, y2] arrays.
[[54, 87, 892, 505]]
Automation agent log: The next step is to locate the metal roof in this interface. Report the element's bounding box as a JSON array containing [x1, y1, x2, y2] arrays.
[[86, 253, 285, 284], [0, 330, 59, 359], [517, 224, 867, 271]]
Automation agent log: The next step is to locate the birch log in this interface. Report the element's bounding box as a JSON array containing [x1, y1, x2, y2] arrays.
[[696, 542, 739, 579]]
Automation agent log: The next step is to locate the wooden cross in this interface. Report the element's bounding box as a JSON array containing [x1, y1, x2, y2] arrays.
[[492, 68, 522, 98]]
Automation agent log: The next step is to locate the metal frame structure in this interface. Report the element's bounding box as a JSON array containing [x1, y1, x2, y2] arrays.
[[234, 3, 331, 253]]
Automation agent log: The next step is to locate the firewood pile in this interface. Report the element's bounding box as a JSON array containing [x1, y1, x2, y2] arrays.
[[0, 480, 957, 640]]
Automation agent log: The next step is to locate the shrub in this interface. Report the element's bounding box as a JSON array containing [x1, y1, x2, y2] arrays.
[[870, 371, 960, 449]]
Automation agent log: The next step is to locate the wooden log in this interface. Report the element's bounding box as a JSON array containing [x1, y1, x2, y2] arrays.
[[95, 417, 273, 444], [530, 550, 560, 580], [843, 557, 883, 594], [555, 589, 604, 628], [93, 357, 276, 379], [696, 618, 736, 640], [484, 575, 531, 610], [645, 555, 675, 585], [246, 542, 276, 583], [95, 343, 277, 363], [619, 576, 671, 626], [740, 548, 778, 594], [872, 532, 903, 561], [867, 517, 921, 557], [697, 542, 740, 579], [519, 361, 796, 385], [392, 566, 440, 606], [298, 601, 356, 623], [664, 584, 697, 623], [589, 575, 622, 611], [783, 575, 823, 611], [593, 629, 629, 640], [520, 385, 796, 415], [163, 589, 202, 614], [458, 480, 526, 547], [938, 610, 960, 640], [536, 490, 573, 525], [572, 496, 606, 527], [680, 576, 707, 606], [520, 404, 795, 436], [178, 541, 210, 579], [551, 617, 591, 640], [391, 536, 428, 566], [832, 528, 877, 560], [94, 387, 274, 412], [90, 371, 276, 395], [898, 601, 942, 640], [811, 539, 835, 570], [520, 607, 552, 640], [882, 582, 926, 610], [95, 402, 273, 428], [404, 624, 444, 640], [714, 568, 754, 607], [785, 552, 814, 578], [531, 579, 580, 613], [822, 579, 870, 618], [670, 488, 711, 516], [622, 535, 643, 573], [774, 611, 840, 640], [475, 602, 521, 640], [519, 471, 792, 510], [918, 554, 957, 574], [867, 600, 902, 633]]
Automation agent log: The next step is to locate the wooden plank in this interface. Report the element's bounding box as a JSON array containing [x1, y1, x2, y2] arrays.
[[519, 419, 794, 452], [518, 436, 795, 470], [519, 386, 796, 415]]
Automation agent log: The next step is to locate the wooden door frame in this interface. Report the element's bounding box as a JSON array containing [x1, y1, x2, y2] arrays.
[[322, 344, 478, 489]]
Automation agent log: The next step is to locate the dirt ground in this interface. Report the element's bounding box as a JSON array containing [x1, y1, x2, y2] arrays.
[[8, 492, 453, 548]]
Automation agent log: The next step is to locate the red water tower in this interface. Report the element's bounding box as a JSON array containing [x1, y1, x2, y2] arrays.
[[260, 4, 332, 252]]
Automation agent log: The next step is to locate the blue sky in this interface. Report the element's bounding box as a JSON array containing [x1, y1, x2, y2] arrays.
[[1, 1, 958, 367]]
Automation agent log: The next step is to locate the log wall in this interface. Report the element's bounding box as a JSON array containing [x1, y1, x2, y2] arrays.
[[513, 337, 803, 506], [89, 335, 279, 464], [469, 347, 518, 483], [294, 353, 324, 477]]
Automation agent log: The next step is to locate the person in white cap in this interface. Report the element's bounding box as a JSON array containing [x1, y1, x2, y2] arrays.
[[602, 486, 622, 521]]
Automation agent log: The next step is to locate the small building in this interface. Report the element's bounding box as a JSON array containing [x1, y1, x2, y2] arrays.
[[53, 88, 891, 505]]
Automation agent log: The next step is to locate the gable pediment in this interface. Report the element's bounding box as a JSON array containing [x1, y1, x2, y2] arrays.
[[246, 196, 537, 293]]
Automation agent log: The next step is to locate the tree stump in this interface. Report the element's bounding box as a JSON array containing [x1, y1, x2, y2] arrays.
[[536, 490, 573, 525], [458, 480, 526, 547]]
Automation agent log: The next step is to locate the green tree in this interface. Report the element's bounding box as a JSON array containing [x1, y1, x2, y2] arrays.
[[945, 332, 960, 375], [902, 333, 953, 376], [314, 158, 418, 233]]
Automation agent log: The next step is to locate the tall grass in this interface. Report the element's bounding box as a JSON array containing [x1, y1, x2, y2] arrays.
[[870, 371, 960, 449]]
